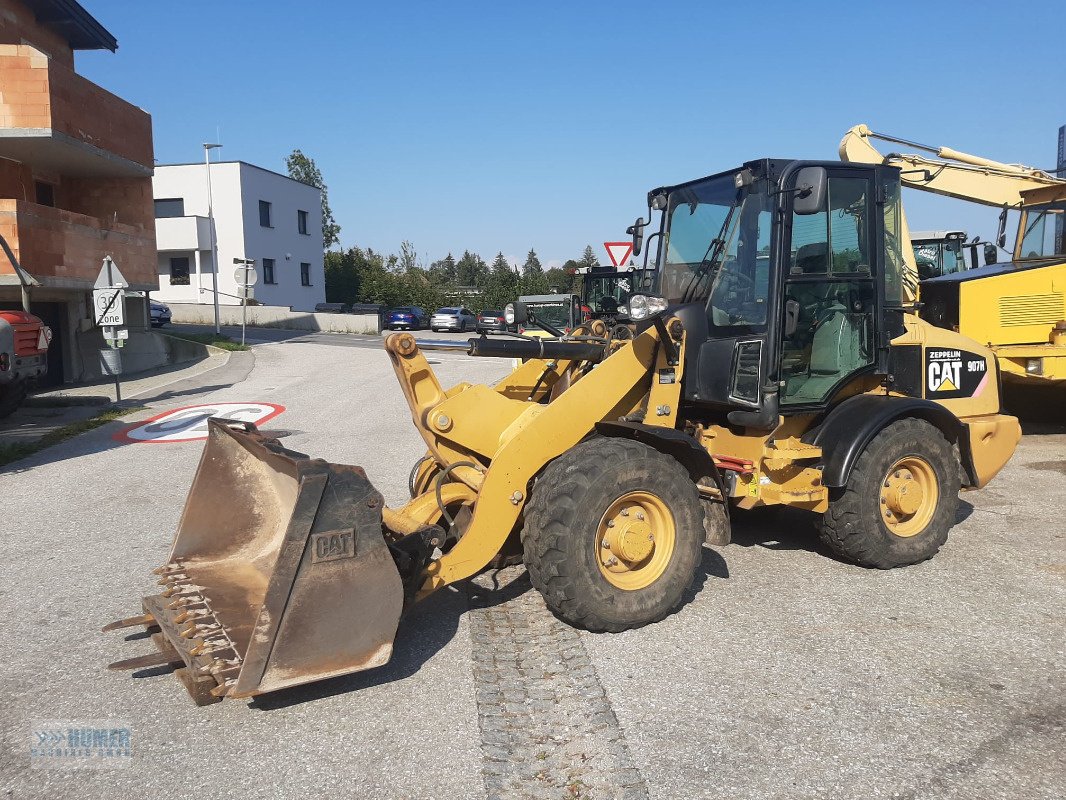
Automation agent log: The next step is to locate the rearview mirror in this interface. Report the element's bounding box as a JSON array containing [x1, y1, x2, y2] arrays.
[[626, 216, 646, 257], [997, 206, 1008, 249], [983, 243, 998, 265], [792, 167, 827, 216]]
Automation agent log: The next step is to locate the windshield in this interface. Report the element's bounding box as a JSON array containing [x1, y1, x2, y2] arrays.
[[1018, 202, 1066, 260], [585, 275, 632, 312], [656, 172, 772, 326], [912, 239, 964, 279], [526, 302, 572, 328]]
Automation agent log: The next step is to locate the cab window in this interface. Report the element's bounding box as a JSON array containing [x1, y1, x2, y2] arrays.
[[781, 175, 876, 406]]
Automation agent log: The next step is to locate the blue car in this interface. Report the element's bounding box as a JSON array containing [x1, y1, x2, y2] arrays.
[[386, 306, 427, 331], [150, 300, 172, 327]]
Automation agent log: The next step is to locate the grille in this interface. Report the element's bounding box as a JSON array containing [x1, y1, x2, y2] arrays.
[[998, 293, 1064, 327]]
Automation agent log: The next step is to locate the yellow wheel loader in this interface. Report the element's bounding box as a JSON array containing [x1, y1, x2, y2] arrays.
[[107, 159, 1020, 704]]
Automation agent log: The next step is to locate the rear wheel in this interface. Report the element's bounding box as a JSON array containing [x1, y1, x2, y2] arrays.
[[819, 418, 960, 568], [523, 438, 704, 632]]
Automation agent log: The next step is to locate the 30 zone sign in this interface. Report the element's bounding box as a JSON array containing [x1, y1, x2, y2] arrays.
[[115, 402, 285, 443]]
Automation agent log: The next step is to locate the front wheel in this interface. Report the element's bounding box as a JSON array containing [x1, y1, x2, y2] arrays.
[[0, 381, 28, 418], [523, 437, 705, 632], [819, 418, 960, 568]]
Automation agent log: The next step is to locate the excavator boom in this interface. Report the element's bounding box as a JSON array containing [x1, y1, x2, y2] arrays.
[[840, 124, 1065, 208]]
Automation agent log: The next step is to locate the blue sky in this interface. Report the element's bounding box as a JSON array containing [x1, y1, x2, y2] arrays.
[[78, 0, 1064, 269]]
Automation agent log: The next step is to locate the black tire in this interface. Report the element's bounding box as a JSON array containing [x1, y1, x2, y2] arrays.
[[0, 381, 27, 419], [523, 437, 705, 632], [819, 418, 960, 569]]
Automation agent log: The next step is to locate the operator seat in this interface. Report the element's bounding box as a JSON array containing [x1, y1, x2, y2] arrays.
[[784, 304, 864, 403]]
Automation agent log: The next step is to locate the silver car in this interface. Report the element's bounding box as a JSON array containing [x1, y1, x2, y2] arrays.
[[430, 307, 476, 332]]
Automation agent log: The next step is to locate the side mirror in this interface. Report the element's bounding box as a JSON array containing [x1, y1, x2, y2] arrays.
[[626, 216, 646, 257], [792, 167, 827, 216], [504, 301, 528, 325], [983, 243, 998, 265], [784, 299, 800, 337], [997, 206, 1008, 249]]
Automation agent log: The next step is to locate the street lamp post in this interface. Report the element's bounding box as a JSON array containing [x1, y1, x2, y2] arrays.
[[203, 143, 223, 334]]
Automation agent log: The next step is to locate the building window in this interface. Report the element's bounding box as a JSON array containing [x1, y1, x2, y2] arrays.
[[300, 263, 311, 286], [263, 258, 276, 284], [154, 198, 185, 218], [170, 257, 190, 285], [259, 200, 272, 228], [297, 209, 309, 235], [35, 181, 55, 207]]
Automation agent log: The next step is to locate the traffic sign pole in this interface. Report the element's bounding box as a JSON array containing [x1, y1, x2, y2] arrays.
[[233, 258, 258, 348]]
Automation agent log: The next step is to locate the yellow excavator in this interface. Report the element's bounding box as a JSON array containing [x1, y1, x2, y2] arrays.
[[106, 156, 1021, 704], [840, 124, 1066, 387]]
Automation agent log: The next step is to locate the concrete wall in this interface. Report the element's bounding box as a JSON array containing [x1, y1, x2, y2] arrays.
[[168, 302, 380, 334], [75, 327, 215, 381]]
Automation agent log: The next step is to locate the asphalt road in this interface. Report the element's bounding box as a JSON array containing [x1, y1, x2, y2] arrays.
[[1, 332, 1063, 799]]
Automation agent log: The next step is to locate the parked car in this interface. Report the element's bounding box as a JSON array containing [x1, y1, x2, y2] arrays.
[[386, 306, 428, 330], [476, 309, 517, 334], [150, 300, 172, 327], [430, 307, 476, 332]]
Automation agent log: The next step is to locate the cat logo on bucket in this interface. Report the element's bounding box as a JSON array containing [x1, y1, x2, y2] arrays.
[[925, 349, 988, 400]]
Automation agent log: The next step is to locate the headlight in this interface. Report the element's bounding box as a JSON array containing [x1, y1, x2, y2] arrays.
[[504, 304, 515, 324], [626, 294, 669, 321], [1026, 358, 1043, 375]]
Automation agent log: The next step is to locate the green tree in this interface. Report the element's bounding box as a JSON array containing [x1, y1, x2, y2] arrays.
[[578, 244, 600, 269], [399, 240, 419, 274], [545, 266, 578, 294], [520, 248, 548, 295], [455, 250, 489, 291], [285, 149, 341, 249], [428, 253, 457, 286], [483, 251, 519, 309]]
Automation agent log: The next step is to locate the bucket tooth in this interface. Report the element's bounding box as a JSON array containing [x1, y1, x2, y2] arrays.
[[108, 650, 183, 671], [157, 573, 189, 586], [152, 562, 184, 576], [166, 595, 204, 610], [101, 613, 155, 633]]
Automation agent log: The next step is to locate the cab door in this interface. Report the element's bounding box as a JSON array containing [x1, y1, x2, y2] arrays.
[[688, 187, 776, 414], [777, 168, 880, 410]]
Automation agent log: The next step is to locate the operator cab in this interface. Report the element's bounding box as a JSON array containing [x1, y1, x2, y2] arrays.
[[641, 158, 909, 426]]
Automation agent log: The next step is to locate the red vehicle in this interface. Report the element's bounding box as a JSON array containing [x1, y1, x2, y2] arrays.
[[0, 310, 50, 418]]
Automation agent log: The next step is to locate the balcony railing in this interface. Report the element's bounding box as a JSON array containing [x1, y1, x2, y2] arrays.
[[0, 200, 157, 289], [155, 216, 212, 252]]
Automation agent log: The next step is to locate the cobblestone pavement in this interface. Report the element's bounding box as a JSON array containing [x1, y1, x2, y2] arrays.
[[468, 567, 649, 800]]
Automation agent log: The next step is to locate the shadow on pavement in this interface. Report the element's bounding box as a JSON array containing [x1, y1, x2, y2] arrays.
[[249, 584, 467, 710], [728, 505, 827, 556]]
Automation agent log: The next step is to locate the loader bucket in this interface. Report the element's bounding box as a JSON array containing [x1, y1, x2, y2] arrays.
[[106, 418, 403, 703]]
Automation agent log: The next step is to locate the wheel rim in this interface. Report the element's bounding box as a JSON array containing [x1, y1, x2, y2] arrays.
[[879, 456, 939, 537], [595, 491, 676, 590]]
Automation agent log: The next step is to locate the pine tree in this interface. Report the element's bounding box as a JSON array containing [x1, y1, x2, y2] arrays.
[[578, 244, 600, 269]]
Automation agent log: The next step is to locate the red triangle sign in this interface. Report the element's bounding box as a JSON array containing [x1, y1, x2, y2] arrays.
[[604, 241, 633, 267]]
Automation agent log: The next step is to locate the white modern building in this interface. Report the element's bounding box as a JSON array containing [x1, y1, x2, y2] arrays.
[[152, 162, 325, 311]]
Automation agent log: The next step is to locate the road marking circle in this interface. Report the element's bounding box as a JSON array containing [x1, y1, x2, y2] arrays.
[[114, 402, 285, 444]]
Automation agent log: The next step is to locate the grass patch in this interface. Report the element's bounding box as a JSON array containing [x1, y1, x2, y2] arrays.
[[165, 332, 250, 351], [0, 405, 145, 468]]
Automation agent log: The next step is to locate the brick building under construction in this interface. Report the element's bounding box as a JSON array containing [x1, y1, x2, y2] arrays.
[[0, 0, 156, 383]]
